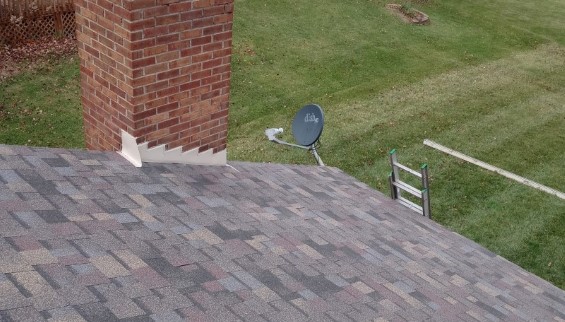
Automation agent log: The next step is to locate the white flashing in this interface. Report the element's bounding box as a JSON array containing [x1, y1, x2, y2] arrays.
[[118, 130, 142, 167], [118, 130, 227, 167]]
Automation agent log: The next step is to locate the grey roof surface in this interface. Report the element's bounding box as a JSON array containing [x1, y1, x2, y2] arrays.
[[0, 144, 564, 322]]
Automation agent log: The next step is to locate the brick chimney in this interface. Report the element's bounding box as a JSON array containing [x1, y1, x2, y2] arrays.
[[75, 0, 233, 166]]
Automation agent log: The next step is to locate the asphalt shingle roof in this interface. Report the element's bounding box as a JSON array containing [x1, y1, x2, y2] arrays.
[[0, 144, 564, 321]]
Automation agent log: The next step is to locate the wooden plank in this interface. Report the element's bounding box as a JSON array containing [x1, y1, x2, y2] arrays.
[[423, 139, 565, 201]]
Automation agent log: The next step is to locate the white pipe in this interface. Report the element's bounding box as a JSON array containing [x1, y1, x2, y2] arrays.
[[423, 139, 565, 201]]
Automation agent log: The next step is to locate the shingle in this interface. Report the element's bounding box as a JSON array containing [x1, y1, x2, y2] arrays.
[[0, 144, 563, 321]]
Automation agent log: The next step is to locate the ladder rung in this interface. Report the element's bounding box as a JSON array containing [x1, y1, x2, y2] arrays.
[[398, 197, 423, 213], [392, 162, 422, 178], [392, 180, 422, 198]]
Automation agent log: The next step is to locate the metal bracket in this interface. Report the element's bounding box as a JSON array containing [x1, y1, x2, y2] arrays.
[[265, 128, 324, 166]]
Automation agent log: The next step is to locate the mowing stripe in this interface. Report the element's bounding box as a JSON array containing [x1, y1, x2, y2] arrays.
[[423, 139, 565, 201]]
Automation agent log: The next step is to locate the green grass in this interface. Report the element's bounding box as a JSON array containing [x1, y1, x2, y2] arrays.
[[0, 57, 83, 148], [229, 0, 565, 288], [1, 0, 564, 288]]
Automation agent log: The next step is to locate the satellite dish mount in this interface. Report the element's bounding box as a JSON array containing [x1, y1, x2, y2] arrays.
[[265, 104, 325, 166]]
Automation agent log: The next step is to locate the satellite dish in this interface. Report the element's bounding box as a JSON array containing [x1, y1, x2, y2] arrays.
[[292, 104, 324, 147], [265, 104, 325, 166]]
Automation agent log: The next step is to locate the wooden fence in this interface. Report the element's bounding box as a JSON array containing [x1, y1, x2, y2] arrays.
[[0, 0, 76, 45]]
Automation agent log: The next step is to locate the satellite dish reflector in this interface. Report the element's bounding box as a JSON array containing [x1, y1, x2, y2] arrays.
[[292, 104, 324, 147], [265, 104, 325, 166]]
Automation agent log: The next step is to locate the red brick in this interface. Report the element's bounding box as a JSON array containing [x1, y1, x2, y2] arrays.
[[157, 69, 180, 81], [156, 14, 180, 26], [203, 42, 223, 52], [191, 36, 211, 46], [144, 25, 169, 38], [202, 25, 224, 36], [169, 75, 190, 86], [201, 74, 221, 86], [211, 79, 229, 90], [96, 0, 113, 11], [131, 92, 157, 105], [143, 62, 168, 75], [98, 35, 115, 51], [202, 5, 225, 17], [100, 52, 117, 68], [134, 108, 157, 121], [170, 121, 191, 133], [213, 31, 231, 42], [157, 117, 180, 130], [124, 0, 156, 11], [84, 44, 100, 58], [156, 86, 180, 98], [180, 46, 203, 58], [133, 124, 157, 137], [157, 132, 181, 146], [126, 18, 156, 32], [156, 51, 179, 63], [157, 0, 181, 5], [213, 14, 231, 24], [87, 2, 104, 15], [130, 31, 144, 41], [113, 5, 136, 21], [202, 58, 223, 70], [193, 17, 214, 28], [169, 22, 192, 34], [132, 56, 156, 69], [213, 48, 231, 58], [144, 80, 169, 93], [98, 16, 115, 32], [168, 41, 189, 51], [144, 44, 168, 57], [157, 34, 180, 46], [131, 74, 156, 87], [211, 109, 229, 120], [181, 10, 204, 20], [192, 69, 211, 80], [157, 101, 180, 114], [169, 1, 192, 13], [105, 10, 122, 24], [79, 0, 234, 153], [80, 65, 94, 78], [143, 5, 169, 18], [179, 80, 201, 91], [130, 38, 156, 51], [180, 29, 202, 40], [169, 57, 191, 68], [130, 50, 144, 60]]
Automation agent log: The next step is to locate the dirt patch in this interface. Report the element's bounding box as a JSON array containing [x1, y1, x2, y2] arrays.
[[386, 3, 430, 25], [0, 37, 77, 81]]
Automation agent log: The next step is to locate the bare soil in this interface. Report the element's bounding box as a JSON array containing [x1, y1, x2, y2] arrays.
[[386, 4, 430, 25]]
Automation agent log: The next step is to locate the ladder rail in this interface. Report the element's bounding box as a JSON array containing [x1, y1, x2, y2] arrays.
[[388, 149, 431, 219]]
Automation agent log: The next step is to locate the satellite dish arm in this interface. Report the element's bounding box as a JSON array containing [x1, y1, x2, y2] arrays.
[[311, 145, 324, 166], [265, 128, 309, 150], [265, 128, 324, 166]]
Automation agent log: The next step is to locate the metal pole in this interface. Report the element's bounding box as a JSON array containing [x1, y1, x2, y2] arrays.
[[420, 164, 431, 219], [389, 149, 401, 199], [311, 145, 324, 167], [388, 172, 397, 199]]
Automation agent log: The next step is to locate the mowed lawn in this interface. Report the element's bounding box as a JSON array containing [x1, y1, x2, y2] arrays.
[[229, 0, 565, 288], [1, 0, 564, 287]]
